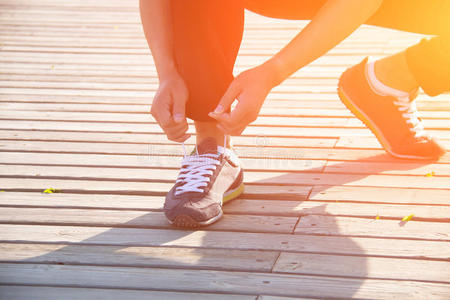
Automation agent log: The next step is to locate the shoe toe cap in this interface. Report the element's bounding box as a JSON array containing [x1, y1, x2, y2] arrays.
[[394, 137, 446, 160]]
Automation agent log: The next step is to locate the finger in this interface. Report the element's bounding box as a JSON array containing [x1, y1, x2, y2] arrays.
[[209, 111, 233, 127], [223, 122, 246, 136], [157, 107, 174, 129], [229, 97, 252, 126], [210, 81, 241, 115], [166, 126, 189, 142], [218, 123, 245, 136], [165, 121, 189, 138], [168, 133, 191, 143], [171, 91, 187, 124]]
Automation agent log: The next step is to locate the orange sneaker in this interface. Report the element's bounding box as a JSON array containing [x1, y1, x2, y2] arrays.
[[338, 58, 445, 160]]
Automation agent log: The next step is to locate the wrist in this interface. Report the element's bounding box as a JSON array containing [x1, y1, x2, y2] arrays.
[[263, 56, 288, 88], [156, 61, 179, 82]]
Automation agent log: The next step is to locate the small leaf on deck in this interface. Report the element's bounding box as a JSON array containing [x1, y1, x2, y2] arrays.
[[42, 188, 60, 194], [401, 214, 414, 222]]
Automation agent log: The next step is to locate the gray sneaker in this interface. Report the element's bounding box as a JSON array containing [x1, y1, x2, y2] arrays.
[[164, 137, 244, 227]]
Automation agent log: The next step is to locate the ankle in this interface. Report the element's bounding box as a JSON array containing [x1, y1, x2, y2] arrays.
[[374, 52, 419, 93], [195, 120, 230, 148]]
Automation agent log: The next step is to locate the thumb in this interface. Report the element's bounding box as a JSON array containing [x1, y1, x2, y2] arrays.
[[211, 81, 240, 115], [171, 93, 187, 123]]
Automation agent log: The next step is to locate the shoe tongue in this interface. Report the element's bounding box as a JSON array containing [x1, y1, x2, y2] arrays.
[[196, 137, 218, 155]]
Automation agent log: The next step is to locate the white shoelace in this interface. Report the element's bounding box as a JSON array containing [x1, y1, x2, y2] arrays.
[[174, 136, 227, 196], [393, 99, 427, 139], [366, 61, 427, 139], [174, 153, 221, 195]]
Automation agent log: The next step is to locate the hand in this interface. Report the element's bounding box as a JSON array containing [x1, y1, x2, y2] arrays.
[[151, 72, 191, 142], [208, 62, 279, 136]]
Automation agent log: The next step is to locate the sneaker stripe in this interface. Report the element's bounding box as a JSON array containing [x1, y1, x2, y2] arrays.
[[223, 182, 244, 204]]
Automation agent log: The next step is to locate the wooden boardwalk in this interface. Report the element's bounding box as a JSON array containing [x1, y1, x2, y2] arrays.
[[0, 1, 449, 299]]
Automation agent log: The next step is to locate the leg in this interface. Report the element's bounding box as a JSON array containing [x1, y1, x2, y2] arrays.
[[337, 1, 449, 159], [164, 1, 245, 227], [367, 0, 450, 96], [171, 0, 244, 147], [245, 0, 450, 96]]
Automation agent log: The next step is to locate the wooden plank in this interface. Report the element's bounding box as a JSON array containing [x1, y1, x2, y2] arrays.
[[258, 297, 314, 300], [0, 207, 298, 234], [0, 192, 165, 210], [2, 169, 450, 190], [1, 106, 446, 129], [1, 192, 449, 220], [273, 252, 450, 282], [1, 118, 449, 139], [337, 136, 450, 149], [0, 179, 311, 201], [0, 243, 278, 272], [0, 92, 342, 103], [0, 111, 352, 127], [1, 224, 449, 259], [1, 263, 449, 299], [2, 141, 449, 176], [294, 215, 450, 240], [2, 148, 449, 168], [0, 129, 337, 148], [0, 151, 326, 172], [309, 186, 450, 205], [0, 51, 407, 67], [1, 88, 448, 111], [225, 199, 450, 220], [0, 115, 353, 132], [325, 161, 450, 176], [0, 286, 254, 300], [0, 103, 354, 119]]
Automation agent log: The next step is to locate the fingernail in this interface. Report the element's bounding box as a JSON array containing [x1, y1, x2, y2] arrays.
[[214, 105, 224, 113], [173, 114, 183, 123]]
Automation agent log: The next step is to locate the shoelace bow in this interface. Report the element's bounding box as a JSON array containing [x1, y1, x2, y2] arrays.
[[174, 153, 221, 196], [393, 99, 427, 139]]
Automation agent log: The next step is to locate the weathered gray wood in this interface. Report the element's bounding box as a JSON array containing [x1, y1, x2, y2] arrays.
[[1, 1, 450, 298], [0, 207, 298, 233], [224, 199, 450, 220], [0, 243, 278, 272], [0, 192, 164, 210], [0, 178, 312, 200], [0, 129, 337, 148], [0, 111, 352, 127], [1, 101, 449, 120], [325, 160, 450, 176], [0, 155, 325, 173], [295, 215, 450, 240], [2, 170, 449, 190], [273, 252, 450, 282], [257, 297, 315, 300], [0, 285, 254, 300], [1, 224, 449, 259], [1, 263, 449, 299], [1, 192, 448, 220], [309, 186, 450, 205]]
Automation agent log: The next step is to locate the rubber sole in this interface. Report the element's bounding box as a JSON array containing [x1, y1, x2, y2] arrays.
[[169, 182, 244, 228], [337, 86, 436, 160], [223, 182, 245, 204], [171, 211, 223, 228]]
